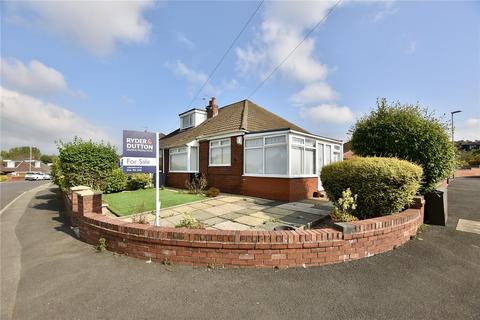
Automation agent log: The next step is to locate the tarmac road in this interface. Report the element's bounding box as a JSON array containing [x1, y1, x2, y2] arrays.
[[1, 178, 479, 320], [0, 180, 48, 210]]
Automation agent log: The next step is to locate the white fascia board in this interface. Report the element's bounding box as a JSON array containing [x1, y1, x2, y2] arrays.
[[289, 130, 343, 144]]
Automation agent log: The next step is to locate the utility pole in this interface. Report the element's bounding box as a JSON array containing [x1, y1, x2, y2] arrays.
[[29, 145, 32, 172], [451, 110, 462, 179]]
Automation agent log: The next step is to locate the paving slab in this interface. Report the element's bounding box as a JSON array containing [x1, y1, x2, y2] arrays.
[[203, 217, 229, 227], [189, 202, 213, 210], [203, 199, 227, 206], [191, 210, 216, 221], [164, 214, 185, 226], [159, 209, 178, 218], [219, 212, 244, 220], [263, 207, 295, 216], [234, 215, 267, 227], [250, 211, 278, 220], [214, 221, 250, 231], [171, 205, 197, 214], [218, 196, 245, 203]]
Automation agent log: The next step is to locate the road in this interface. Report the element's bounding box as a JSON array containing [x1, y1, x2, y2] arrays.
[[1, 178, 479, 320], [0, 180, 48, 210]]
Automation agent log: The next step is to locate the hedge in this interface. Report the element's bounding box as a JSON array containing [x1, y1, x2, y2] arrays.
[[321, 157, 423, 219]]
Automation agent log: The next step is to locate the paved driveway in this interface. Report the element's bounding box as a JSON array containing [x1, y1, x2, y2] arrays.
[[1, 178, 479, 320], [120, 195, 333, 230]]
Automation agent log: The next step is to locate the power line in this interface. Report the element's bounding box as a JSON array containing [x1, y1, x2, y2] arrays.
[[187, 0, 264, 108], [248, 0, 342, 99]]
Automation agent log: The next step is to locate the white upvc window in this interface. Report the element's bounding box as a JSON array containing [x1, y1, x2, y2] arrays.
[[290, 136, 316, 176], [169, 146, 198, 172], [245, 134, 287, 176], [181, 114, 194, 129], [209, 138, 231, 166]]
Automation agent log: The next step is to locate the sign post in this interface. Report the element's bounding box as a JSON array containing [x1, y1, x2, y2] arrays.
[[155, 132, 160, 226], [122, 130, 161, 226]]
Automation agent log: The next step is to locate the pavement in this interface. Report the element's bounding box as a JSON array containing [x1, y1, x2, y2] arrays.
[[1, 178, 479, 320], [120, 195, 332, 230]]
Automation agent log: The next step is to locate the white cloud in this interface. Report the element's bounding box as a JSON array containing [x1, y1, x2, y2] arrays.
[[290, 82, 337, 105], [176, 32, 195, 49], [0, 58, 67, 95], [300, 104, 354, 124], [17, 1, 154, 56], [235, 1, 337, 84], [455, 118, 480, 141], [372, 0, 398, 23], [0, 87, 112, 154], [166, 60, 238, 97], [121, 95, 136, 105]]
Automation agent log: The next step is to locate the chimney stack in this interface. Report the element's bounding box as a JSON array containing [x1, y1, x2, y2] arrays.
[[206, 97, 218, 118]]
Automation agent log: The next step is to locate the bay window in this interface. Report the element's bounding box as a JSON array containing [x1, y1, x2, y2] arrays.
[[169, 146, 198, 172], [170, 147, 187, 171], [245, 135, 287, 175], [209, 139, 231, 166], [291, 137, 316, 176]]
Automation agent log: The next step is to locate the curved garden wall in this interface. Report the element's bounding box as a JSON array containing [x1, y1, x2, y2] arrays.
[[65, 188, 424, 269]]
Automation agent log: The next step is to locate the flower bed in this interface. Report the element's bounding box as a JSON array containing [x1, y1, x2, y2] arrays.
[[65, 187, 424, 269]]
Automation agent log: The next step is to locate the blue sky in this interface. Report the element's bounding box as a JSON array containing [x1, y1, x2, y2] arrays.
[[1, 0, 479, 154]]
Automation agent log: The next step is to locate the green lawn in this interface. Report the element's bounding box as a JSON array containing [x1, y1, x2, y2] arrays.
[[103, 188, 205, 216]]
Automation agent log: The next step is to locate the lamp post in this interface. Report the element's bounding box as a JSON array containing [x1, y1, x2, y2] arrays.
[[451, 110, 461, 179]]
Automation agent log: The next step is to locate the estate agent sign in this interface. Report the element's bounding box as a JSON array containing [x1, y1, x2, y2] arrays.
[[122, 130, 157, 173]]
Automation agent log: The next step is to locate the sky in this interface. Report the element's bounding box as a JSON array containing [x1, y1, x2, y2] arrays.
[[1, 0, 479, 154]]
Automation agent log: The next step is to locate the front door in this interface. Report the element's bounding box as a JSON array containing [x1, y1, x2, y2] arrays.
[[317, 143, 324, 190]]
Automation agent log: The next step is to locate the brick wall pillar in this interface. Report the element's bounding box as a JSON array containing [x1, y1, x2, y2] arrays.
[[78, 190, 103, 215], [69, 186, 90, 213]]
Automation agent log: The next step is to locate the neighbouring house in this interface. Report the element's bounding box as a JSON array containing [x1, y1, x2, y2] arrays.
[[0, 159, 50, 177], [343, 141, 354, 159], [457, 140, 480, 151], [158, 98, 343, 202]]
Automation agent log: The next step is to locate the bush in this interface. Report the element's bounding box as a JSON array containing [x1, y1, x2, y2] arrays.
[[128, 173, 152, 190], [185, 174, 208, 194], [105, 168, 128, 194], [321, 157, 423, 219], [56, 137, 118, 191], [205, 187, 220, 197], [0, 175, 8, 182], [176, 214, 203, 229], [350, 98, 455, 193], [330, 188, 358, 222]]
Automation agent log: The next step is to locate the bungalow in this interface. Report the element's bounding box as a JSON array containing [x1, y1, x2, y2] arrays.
[[158, 98, 343, 202], [0, 159, 50, 177]]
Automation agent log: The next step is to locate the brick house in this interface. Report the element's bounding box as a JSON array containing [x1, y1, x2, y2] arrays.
[[0, 160, 50, 177], [158, 98, 343, 202]]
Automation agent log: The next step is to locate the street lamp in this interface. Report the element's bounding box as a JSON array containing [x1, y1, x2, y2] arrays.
[[451, 110, 461, 179]]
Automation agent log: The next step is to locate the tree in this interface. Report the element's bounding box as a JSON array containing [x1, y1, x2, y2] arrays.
[[350, 98, 455, 193], [56, 137, 119, 191], [1, 146, 41, 160], [40, 154, 56, 164]]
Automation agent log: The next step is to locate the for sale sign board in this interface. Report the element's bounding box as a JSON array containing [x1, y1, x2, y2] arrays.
[[122, 130, 157, 173]]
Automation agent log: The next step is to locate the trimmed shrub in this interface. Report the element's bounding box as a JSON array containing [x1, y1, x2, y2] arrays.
[[0, 175, 8, 182], [128, 173, 152, 190], [56, 137, 118, 191], [205, 187, 220, 197], [321, 157, 423, 219], [350, 98, 455, 193], [105, 168, 128, 194]]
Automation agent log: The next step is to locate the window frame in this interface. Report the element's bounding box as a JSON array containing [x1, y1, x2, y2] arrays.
[[209, 138, 231, 167], [169, 146, 199, 173], [244, 134, 288, 177]]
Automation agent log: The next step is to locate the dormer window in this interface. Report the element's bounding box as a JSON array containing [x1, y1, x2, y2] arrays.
[[179, 109, 207, 130], [181, 114, 193, 129]]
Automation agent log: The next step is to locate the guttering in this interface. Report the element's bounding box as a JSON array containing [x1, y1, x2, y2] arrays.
[[245, 129, 342, 144]]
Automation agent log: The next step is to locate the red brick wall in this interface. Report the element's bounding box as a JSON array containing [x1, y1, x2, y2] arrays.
[[67, 188, 425, 269], [241, 176, 318, 202], [199, 136, 243, 194]]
